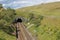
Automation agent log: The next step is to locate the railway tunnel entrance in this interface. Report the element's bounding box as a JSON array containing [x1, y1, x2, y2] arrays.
[[17, 18, 22, 23], [13, 17, 35, 40]]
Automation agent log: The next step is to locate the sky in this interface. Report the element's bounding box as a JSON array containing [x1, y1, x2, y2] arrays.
[[0, 0, 60, 9]]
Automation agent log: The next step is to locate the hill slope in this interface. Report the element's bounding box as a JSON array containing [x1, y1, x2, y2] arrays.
[[16, 2, 60, 16], [16, 2, 60, 40]]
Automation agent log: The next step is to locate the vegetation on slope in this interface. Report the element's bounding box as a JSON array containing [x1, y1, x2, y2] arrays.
[[0, 4, 16, 40], [16, 2, 60, 40], [0, 2, 60, 40], [16, 2, 60, 16]]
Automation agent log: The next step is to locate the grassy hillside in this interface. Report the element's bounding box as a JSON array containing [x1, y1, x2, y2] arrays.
[[0, 2, 60, 40], [0, 30, 15, 40], [16, 2, 60, 40], [16, 2, 60, 16], [0, 5, 16, 40]]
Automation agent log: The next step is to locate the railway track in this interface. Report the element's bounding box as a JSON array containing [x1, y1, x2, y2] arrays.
[[16, 23, 35, 40]]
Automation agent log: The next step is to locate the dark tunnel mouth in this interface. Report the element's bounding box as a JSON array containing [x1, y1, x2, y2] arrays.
[[16, 18, 22, 23]]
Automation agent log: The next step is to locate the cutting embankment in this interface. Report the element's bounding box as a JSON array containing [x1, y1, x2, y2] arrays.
[[16, 2, 60, 40]]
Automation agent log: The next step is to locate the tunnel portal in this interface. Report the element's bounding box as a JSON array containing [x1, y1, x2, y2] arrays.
[[13, 17, 22, 23], [17, 18, 22, 23]]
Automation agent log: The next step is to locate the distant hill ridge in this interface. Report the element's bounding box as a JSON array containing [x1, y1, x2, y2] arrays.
[[16, 2, 60, 16]]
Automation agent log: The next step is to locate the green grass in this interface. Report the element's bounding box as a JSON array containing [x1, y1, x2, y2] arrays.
[[16, 2, 60, 16], [37, 17, 60, 40], [16, 2, 60, 40], [0, 30, 15, 40], [28, 17, 60, 40], [0, 1, 60, 40]]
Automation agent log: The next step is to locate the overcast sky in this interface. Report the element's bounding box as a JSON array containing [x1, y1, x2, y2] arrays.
[[0, 0, 60, 9]]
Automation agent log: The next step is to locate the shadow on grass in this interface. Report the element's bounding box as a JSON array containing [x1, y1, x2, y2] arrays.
[[0, 38, 6, 40], [0, 25, 15, 36], [56, 32, 60, 40]]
